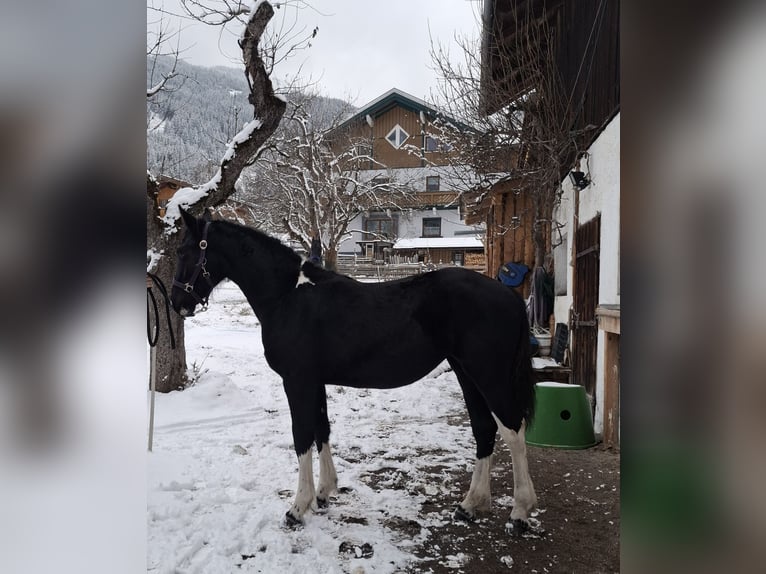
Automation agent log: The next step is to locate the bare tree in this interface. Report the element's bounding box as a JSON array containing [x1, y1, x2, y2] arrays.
[[430, 2, 590, 268], [146, 5, 185, 99], [240, 92, 417, 270], [147, 1, 288, 392]]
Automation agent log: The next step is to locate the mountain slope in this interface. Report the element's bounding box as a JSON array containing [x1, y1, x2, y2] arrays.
[[147, 55, 353, 184]]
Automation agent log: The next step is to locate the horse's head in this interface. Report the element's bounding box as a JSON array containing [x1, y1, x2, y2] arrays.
[[171, 208, 222, 317]]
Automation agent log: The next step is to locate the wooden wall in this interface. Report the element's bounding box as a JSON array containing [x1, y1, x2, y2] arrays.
[[337, 106, 459, 172], [484, 185, 550, 299]]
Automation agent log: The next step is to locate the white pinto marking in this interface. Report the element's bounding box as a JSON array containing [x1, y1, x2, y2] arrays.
[[492, 414, 537, 521], [289, 449, 316, 520], [459, 455, 493, 517], [295, 260, 315, 288], [317, 442, 338, 501]]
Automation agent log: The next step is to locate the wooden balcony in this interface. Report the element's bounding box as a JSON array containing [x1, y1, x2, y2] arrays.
[[358, 191, 461, 211], [400, 191, 460, 209]]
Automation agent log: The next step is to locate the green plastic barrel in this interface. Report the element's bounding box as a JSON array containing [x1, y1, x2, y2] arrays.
[[526, 382, 597, 449]]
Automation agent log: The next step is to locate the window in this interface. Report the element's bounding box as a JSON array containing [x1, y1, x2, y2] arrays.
[[452, 252, 464, 266], [426, 176, 440, 191], [425, 135, 452, 153], [385, 124, 409, 149], [422, 217, 441, 238], [355, 142, 372, 158], [364, 213, 396, 239]]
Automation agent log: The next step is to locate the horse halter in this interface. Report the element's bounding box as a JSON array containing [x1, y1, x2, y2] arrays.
[[173, 221, 213, 312]]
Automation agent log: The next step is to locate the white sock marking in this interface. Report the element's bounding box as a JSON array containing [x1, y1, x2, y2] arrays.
[[289, 449, 316, 519], [492, 414, 537, 521], [460, 455, 492, 515], [317, 442, 338, 500]]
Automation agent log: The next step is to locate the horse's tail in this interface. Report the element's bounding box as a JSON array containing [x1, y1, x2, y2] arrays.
[[511, 302, 536, 428]]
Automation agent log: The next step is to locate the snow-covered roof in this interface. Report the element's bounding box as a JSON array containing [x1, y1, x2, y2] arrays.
[[393, 237, 484, 250]]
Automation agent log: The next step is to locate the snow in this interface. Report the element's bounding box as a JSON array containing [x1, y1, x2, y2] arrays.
[[162, 185, 211, 230], [222, 118, 264, 163], [148, 281, 477, 573], [393, 236, 483, 249], [146, 249, 163, 273], [160, 118, 262, 231], [531, 357, 561, 369], [147, 111, 166, 132]]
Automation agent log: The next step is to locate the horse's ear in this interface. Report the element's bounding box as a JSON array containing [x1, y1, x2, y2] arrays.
[[179, 207, 200, 236], [202, 208, 213, 223]]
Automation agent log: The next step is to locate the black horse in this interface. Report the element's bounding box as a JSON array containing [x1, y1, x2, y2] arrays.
[[171, 209, 537, 530]]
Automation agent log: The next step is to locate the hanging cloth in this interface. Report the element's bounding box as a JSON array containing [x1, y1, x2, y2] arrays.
[[527, 266, 554, 329]]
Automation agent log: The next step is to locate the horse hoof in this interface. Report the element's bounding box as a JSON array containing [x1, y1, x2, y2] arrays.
[[339, 541, 374, 559], [506, 518, 529, 535], [506, 517, 545, 537], [316, 496, 329, 509], [453, 504, 474, 522], [283, 511, 303, 529]]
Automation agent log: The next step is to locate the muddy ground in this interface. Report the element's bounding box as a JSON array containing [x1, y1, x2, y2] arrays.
[[356, 429, 620, 573]]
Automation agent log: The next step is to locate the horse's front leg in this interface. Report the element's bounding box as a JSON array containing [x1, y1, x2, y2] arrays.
[[315, 385, 338, 508], [285, 445, 316, 527], [316, 442, 338, 508], [284, 382, 318, 527]]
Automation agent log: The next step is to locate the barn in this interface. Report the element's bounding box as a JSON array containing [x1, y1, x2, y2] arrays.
[[476, 0, 621, 445]]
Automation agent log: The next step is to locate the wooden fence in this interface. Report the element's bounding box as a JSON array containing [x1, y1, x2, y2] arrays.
[[335, 254, 485, 281]]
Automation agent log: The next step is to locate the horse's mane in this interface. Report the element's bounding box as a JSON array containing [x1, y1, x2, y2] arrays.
[[215, 219, 300, 260], [214, 218, 358, 286]]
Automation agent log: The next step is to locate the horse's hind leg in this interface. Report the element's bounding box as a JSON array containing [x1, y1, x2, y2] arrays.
[[314, 385, 337, 508], [453, 357, 537, 529], [450, 359, 498, 521], [492, 414, 537, 528]]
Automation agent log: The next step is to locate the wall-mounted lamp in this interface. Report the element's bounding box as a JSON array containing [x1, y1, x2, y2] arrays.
[[432, 207, 438, 215], [569, 170, 590, 190]]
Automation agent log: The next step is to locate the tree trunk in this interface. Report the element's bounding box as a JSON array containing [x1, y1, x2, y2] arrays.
[[324, 246, 338, 272], [151, 257, 188, 393], [145, 2, 286, 393], [147, 176, 188, 392]]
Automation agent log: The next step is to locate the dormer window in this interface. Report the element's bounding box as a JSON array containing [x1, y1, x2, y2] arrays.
[[385, 124, 409, 149]]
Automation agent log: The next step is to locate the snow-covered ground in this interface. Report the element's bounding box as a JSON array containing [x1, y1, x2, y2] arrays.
[[148, 281, 476, 573]]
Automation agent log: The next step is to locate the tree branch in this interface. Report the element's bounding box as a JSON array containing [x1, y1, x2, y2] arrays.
[[163, 1, 287, 228]]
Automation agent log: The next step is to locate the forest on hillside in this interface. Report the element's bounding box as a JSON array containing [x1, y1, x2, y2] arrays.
[[146, 55, 352, 185]]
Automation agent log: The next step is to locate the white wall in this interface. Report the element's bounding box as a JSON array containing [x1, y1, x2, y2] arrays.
[[338, 207, 482, 255], [338, 213, 365, 254], [552, 113, 620, 435]]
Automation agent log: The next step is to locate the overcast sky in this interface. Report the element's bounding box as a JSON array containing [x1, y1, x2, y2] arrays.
[[158, 0, 482, 106]]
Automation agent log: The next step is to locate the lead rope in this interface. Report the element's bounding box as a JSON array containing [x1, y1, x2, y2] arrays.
[[147, 272, 176, 349], [146, 272, 177, 452]]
